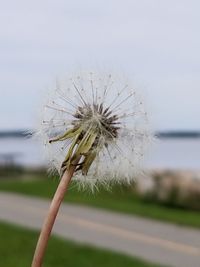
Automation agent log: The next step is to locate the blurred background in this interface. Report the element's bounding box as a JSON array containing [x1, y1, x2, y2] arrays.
[[0, 1, 200, 267]]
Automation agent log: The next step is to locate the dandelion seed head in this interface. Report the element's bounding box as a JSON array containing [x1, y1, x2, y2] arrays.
[[38, 71, 150, 190]]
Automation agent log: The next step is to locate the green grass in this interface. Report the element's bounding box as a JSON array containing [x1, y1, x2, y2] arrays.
[[0, 222, 165, 267], [1, 177, 200, 228]]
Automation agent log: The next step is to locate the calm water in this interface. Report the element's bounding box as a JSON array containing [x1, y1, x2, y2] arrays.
[[0, 138, 200, 171]]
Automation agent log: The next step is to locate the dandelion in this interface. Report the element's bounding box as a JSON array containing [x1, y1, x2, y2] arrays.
[[31, 71, 149, 267]]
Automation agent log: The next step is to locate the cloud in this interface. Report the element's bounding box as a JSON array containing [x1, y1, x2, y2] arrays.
[[0, 0, 200, 130]]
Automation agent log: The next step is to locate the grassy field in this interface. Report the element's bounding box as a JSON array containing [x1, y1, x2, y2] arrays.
[[0, 222, 166, 267], [0, 176, 200, 228]]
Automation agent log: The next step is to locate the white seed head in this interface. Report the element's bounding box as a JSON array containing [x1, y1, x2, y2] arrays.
[[38, 71, 150, 190]]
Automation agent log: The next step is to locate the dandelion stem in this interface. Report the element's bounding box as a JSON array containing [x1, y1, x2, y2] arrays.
[[31, 158, 80, 267]]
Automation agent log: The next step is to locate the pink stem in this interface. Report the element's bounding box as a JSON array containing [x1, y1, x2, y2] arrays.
[[31, 163, 77, 267]]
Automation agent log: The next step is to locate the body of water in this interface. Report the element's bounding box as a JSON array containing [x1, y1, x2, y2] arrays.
[[0, 138, 200, 171]]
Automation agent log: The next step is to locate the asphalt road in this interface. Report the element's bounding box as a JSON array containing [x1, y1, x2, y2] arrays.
[[0, 192, 200, 267]]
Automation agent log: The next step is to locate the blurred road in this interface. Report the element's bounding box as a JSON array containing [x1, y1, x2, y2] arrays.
[[0, 192, 200, 267]]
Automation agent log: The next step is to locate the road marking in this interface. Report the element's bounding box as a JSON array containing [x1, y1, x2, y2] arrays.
[[0, 197, 200, 256], [59, 214, 200, 256]]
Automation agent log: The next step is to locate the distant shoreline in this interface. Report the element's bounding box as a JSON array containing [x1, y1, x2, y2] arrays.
[[0, 130, 200, 139], [155, 131, 200, 139], [0, 130, 32, 138]]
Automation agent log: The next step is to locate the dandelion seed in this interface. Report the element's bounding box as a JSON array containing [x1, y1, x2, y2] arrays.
[[39, 71, 150, 189]]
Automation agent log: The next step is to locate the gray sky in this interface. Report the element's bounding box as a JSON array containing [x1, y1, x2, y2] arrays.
[[0, 0, 200, 131]]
